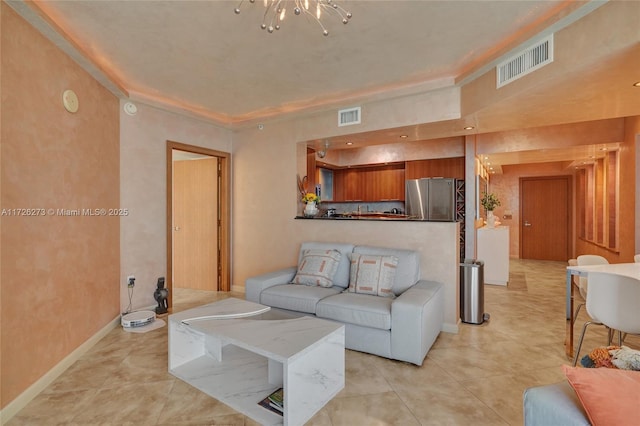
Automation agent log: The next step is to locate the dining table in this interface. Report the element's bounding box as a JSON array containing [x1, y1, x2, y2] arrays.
[[565, 262, 640, 358]]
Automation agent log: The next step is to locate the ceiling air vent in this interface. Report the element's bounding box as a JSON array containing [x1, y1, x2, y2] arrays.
[[338, 107, 361, 127], [497, 34, 554, 88]]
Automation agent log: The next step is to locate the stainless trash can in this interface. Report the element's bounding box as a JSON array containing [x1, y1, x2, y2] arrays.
[[460, 259, 490, 324]]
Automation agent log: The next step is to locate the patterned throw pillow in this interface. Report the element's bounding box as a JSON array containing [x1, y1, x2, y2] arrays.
[[348, 253, 398, 298], [291, 249, 342, 288]]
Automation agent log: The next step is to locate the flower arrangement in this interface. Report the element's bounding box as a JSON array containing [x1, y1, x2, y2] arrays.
[[481, 192, 501, 211], [302, 192, 320, 204]]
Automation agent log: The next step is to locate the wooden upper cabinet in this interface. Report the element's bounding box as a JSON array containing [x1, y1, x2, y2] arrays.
[[328, 157, 462, 202], [306, 149, 317, 194], [405, 157, 464, 180], [343, 169, 364, 201], [333, 164, 404, 202], [364, 165, 405, 201]]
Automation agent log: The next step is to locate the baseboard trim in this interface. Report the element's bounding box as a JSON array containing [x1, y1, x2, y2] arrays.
[[0, 315, 121, 425], [231, 284, 245, 293], [442, 321, 460, 334]]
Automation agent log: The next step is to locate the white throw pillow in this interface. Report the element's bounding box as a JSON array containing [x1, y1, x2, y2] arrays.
[[291, 249, 342, 288], [348, 253, 398, 297]]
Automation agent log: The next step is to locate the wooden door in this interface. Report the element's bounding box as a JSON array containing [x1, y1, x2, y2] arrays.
[[173, 157, 218, 290], [520, 176, 570, 261]]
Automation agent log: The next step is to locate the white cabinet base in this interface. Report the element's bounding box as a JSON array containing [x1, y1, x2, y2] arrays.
[[477, 226, 509, 286]]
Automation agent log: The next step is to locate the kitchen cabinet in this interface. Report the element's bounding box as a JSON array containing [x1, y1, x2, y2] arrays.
[[325, 158, 463, 203], [332, 164, 404, 202], [405, 157, 464, 180], [367, 165, 405, 201], [477, 226, 509, 285], [342, 169, 364, 201], [333, 168, 364, 201]]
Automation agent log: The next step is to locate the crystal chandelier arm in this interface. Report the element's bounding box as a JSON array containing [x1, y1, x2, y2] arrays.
[[235, 0, 351, 35], [297, 0, 351, 35]]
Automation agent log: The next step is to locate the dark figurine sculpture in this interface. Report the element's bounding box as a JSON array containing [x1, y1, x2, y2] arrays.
[[154, 277, 168, 314]]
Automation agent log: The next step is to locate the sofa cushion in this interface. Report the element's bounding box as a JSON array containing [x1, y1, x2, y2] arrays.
[[348, 253, 398, 298], [354, 245, 420, 295], [260, 284, 341, 314], [299, 242, 355, 289], [563, 365, 640, 426], [291, 249, 341, 288], [316, 292, 393, 330]]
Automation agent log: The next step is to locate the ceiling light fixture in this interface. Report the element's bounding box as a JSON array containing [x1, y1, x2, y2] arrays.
[[317, 140, 330, 158], [234, 0, 352, 36]]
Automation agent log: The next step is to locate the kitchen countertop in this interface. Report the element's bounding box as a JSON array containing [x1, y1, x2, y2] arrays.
[[295, 214, 420, 221]]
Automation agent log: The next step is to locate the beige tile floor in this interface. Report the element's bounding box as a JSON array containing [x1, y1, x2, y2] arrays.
[[8, 259, 640, 425]]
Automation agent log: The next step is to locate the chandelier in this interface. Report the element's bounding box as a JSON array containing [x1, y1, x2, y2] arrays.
[[234, 0, 352, 36]]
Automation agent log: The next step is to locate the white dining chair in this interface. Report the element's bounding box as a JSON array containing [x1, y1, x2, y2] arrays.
[[573, 255, 609, 320], [634, 254, 640, 263], [573, 271, 640, 366]]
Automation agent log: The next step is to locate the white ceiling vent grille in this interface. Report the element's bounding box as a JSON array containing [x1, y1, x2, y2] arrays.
[[338, 107, 361, 127], [497, 34, 554, 88]]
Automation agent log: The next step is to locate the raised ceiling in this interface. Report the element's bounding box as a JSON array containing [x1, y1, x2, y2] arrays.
[[10, 0, 587, 124], [7, 0, 640, 169]]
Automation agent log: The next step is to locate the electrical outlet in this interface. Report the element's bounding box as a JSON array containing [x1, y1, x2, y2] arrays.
[[127, 275, 135, 288]]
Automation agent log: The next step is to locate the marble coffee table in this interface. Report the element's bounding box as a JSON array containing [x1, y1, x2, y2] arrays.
[[168, 298, 345, 426]]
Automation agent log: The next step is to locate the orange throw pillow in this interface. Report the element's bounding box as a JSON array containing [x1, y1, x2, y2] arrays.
[[563, 365, 640, 426]]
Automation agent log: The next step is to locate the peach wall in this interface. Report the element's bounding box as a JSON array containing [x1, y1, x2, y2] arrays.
[[120, 102, 232, 311], [233, 120, 461, 332], [462, 2, 640, 130], [336, 137, 464, 166], [288, 85, 460, 143], [484, 116, 638, 261], [1, 4, 119, 408], [575, 116, 638, 262], [475, 119, 625, 154]]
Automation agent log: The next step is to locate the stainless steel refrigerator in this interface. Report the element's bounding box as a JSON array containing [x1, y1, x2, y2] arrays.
[[405, 178, 456, 221]]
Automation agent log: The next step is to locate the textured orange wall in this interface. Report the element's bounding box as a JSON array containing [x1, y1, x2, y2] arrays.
[[487, 115, 638, 261], [574, 116, 638, 262], [1, 4, 119, 408]]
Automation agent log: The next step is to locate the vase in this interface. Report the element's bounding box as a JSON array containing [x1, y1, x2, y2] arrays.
[[304, 201, 319, 217], [486, 210, 496, 228]]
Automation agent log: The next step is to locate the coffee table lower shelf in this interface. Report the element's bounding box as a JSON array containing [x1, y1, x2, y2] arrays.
[[170, 346, 288, 425], [168, 299, 345, 426]]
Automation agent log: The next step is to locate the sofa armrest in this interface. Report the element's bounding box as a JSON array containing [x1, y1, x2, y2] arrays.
[[391, 280, 444, 365], [523, 382, 589, 426], [245, 267, 297, 303]]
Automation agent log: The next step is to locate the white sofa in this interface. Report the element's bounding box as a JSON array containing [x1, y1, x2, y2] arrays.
[[245, 242, 444, 365]]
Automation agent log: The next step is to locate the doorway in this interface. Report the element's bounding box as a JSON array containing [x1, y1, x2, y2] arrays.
[[166, 141, 231, 309], [520, 176, 571, 261]]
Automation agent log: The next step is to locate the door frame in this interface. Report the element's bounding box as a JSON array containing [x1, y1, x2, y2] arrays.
[[166, 141, 231, 309], [519, 175, 572, 260]]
